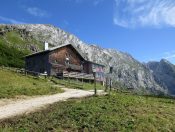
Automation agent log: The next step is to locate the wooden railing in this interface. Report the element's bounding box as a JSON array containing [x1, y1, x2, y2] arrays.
[[67, 64, 83, 71], [51, 63, 83, 71], [63, 71, 94, 80]]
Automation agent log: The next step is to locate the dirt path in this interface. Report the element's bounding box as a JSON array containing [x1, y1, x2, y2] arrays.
[[0, 88, 105, 120]]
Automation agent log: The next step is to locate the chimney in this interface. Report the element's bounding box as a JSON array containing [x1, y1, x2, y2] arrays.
[[45, 42, 49, 50]]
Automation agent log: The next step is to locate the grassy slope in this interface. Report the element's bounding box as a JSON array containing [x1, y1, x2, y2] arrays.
[[1, 92, 175, 131], [0, 30, 43, 68], [0, 68, 63, 98], [0, 41, 26, 68]]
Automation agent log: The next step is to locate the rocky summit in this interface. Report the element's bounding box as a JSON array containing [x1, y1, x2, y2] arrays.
[[0, 24, 174, 95], [147, 59, 175, 95]]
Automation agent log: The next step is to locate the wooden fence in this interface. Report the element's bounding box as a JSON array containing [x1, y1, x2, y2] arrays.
[[0, 66, 47, 79], [53, 71, 95, 89], [0, 66, 103, 93], [62, 71, 94, 80]]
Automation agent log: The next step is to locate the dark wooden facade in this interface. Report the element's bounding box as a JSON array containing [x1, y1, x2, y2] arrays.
[[49, 45, 86, 75], [25, 44, 105, 81], [25, 51, 50, 74]]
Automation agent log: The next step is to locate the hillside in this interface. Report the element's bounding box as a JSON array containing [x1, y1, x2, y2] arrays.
[[0, 68, 62, 98], [0, 24, 172, 95], [1, 92, 175, 131], [0, 25, 43, 68]]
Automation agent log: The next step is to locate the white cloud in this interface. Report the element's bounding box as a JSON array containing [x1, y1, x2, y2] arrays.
[[67, 0, 104, 6], [165, 54, 175, 59], [114, 0, 175, 28], [63, 20, 69, 26], [0, 16, 26, 24], [26, 7, 49, 17], [93, 0, 104, 6], [74, 0, 83, 3], [163, 51, 175, 60]]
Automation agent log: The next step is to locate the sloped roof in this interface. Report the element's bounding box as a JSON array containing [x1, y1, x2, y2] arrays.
[[25, 43, 86, 59], [25, 43, 105, 67], [50, 43, 87, 60]]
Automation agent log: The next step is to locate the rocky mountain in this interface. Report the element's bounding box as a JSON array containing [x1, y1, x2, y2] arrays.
[[147, 59, 175, 95], [0, 24, 172, 95]]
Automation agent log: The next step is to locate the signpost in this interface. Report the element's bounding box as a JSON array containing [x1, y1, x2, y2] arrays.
[[81, 61, 84, 89], [65, 57, 70, 85], [105, 66, 113, 92], [109, 66, 113, 91], [105, 76, 108, 92], [92, 67, 97, 95]]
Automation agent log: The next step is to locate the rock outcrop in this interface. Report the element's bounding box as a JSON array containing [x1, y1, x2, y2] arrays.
[[147, 59, 175, 95]]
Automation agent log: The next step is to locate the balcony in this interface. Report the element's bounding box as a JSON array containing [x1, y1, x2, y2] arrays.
[[66, 63, 83, 71], [50, 62, 83, 71]]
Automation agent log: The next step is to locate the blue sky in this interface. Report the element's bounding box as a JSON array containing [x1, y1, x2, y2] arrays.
[[0, 0, 175, 64]]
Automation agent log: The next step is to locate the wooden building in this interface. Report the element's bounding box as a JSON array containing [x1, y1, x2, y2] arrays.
[[25, 43, 105, 82]]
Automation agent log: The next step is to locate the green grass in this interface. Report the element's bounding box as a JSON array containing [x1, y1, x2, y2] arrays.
[[5, 31, 44, 50], [1, 92, 175, 131], [0, 30, 43, 68], [0, 68, 63, 98], [0, 42, 26, 68], [6, 31, 26, 46], [52, 78, 105, 90]]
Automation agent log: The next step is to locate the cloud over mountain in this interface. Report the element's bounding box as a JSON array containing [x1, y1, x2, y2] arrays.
[[25, 7, 49, 17], [0, 16, 26, 24], [114, 0, 175, 28]]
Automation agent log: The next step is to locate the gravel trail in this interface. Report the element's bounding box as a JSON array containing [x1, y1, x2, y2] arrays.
[[0, 88, 104, 120]]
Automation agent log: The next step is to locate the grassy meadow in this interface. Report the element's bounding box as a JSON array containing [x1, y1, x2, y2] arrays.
[[1, 92, 175, 131], [0, 68, 63, 98]]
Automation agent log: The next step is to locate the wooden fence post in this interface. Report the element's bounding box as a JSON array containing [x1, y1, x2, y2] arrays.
[[110, 77, 112, 91], [82, 73, 84, 89], [94, 72, 97, 95], [105, 77, 108, 92], [68, 71, 70, 86]]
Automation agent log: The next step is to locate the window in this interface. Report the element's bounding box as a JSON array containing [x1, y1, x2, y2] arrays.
[[65, 52, 72, 59], [65, 52, 68, 58]]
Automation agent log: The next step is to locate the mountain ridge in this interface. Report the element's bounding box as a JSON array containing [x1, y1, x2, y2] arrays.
[[0, 24, 173, 95], [147, 59, 175, 95]]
